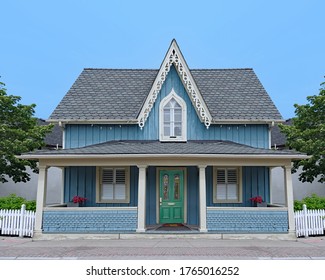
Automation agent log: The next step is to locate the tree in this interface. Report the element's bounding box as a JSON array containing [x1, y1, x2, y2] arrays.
[[0, 81, 53, 183], [280, 80, 325, 183]]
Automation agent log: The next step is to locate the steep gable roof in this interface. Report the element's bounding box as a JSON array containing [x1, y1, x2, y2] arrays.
[[49, 41, 283, 124]]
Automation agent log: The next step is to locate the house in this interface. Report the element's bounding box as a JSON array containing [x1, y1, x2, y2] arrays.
[[20, 40, 308, 237], [0, 119, 63, 204], [270, 120, 325, 204]]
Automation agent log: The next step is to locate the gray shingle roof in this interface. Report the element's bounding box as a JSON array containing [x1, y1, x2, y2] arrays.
[[27, 140, 301, 156], [271, 119, 292, 147], [49, 68, 282, 122], [37, 119, 63, 147]]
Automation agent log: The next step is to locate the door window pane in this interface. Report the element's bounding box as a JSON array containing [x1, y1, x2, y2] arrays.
[[174, 174, 180, 200], [163, 174, 169, 200]]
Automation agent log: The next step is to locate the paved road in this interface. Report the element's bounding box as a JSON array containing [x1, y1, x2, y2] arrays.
[[1, 235, 325, 259]]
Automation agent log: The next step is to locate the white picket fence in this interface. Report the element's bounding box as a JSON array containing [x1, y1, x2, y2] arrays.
[[295, 204, 325, 237], [0, 204, 35, 237]]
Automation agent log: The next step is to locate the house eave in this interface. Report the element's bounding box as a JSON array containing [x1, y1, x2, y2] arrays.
[[47, 119, 138, 125], [46, 118, 284, 126], [211, 119, 284, 125], [18, 153, 309, 160]]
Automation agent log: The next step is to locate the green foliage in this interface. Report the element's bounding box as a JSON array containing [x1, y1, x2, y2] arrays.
[[0, 194, 36, 211], [294, 194, 325, 211], [279, 80, 325, 183], [0, 81, 53, 183]]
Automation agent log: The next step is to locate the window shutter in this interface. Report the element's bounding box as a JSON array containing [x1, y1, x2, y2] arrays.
[[101, 169, 113, 200], [115, 168, 126, 200], [227, 169, 238, 199], [227, 169, 237, 184], [216, 169, 227, 200], [217, 169, 226, 183]]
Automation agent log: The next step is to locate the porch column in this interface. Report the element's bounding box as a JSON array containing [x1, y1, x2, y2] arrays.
[[198, 165, 208, 232], [284, 165, 295, 234], [137, 165, 147, 232], [35, 165, 48, 234]]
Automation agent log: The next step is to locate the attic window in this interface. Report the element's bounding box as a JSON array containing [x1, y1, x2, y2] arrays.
[[159, 89, 187, 142]]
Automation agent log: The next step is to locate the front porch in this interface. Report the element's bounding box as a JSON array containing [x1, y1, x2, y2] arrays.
[[34, 162, 296, 236], [18, 140, 309, 237]]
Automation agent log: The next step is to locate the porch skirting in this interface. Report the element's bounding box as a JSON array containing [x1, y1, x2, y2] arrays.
[[207, 207, 288, 233], [41, 206, 289, 234], [43, 207, 137, 233]]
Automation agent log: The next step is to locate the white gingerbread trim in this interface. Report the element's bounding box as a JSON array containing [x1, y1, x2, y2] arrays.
[[137, 40, 212, 129]]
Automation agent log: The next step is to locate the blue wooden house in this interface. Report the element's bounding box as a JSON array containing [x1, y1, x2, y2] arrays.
[[22, 40, 307, 237]]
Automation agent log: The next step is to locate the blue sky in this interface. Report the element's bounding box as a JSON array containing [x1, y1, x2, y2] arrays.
[[1, 0, 324, 120]]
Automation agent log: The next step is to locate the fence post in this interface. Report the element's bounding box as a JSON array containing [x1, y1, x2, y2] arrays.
[[303, 204, 309, 238], [19, 204, 26, 238]]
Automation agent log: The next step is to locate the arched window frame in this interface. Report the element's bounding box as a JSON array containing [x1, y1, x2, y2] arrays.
[[159, 89, 187, 142]]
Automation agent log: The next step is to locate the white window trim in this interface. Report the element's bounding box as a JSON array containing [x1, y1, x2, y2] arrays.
[[96, 167, 130, 203], [159, 88, 187, 142], [213, 167, 242, 203]]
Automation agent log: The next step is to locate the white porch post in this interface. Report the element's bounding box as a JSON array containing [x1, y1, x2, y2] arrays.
[[284, 165, 295, 234], [198, 165, 208, 232], [137, 165, 147, 232], [35, 165, 48, 234]]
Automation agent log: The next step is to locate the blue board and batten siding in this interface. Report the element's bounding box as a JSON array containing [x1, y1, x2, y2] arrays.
[[206, 166, 270, 207], [64, 66, 269, 149], [64, 166, 138, 207]]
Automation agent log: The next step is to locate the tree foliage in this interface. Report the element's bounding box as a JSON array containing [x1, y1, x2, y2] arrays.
[[280, 80, 325, 183], [0, 81, 53, 183]]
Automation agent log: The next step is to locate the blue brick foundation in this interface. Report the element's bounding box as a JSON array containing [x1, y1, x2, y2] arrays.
[[207, 208, 288, 233], [43, 208, 137, 233]]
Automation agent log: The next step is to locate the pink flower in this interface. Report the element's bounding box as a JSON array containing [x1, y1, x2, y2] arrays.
[[250, 196, 263, 203], [72, 196, 87, 204]]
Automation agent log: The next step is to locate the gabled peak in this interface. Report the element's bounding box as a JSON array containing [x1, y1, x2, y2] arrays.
[[137, 39, 212, 129]]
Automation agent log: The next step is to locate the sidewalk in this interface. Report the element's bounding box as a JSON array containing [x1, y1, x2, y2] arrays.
[[1, 235, 325, 259]]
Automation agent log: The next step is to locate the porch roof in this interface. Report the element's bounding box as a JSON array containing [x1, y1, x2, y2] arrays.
[[20, 140, 307, 160]]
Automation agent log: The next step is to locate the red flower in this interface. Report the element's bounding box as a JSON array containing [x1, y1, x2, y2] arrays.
[[72, 196, 87, 204], [250, 196, 263, 203]]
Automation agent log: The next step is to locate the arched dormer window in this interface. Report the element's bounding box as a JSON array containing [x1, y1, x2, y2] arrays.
[[159, 89, 187, 141]]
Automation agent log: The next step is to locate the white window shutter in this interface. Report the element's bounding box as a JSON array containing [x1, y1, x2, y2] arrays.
[[115, 169, 126, 200], [227, 169, 238, 199], [101, 169, 113, 200]]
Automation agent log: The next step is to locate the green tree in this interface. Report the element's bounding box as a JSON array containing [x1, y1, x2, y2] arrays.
[[0, 81, 53, 183], [280, 80, 325, 183]]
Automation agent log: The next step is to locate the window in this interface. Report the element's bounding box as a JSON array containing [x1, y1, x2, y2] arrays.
[[97, 167, 130, 203], [159, 89, 187, 141], [213, 167, 242, 203]]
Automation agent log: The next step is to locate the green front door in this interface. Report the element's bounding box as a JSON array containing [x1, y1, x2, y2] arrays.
[[159, 169, 184, 224]]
